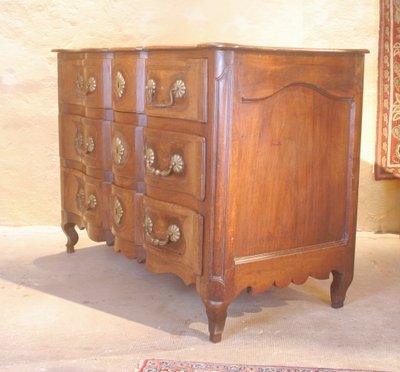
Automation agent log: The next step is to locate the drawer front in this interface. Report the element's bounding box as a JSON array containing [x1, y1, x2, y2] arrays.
[[60, 114, 112, 176], [145, 57, 207, 122], [111, 185, 143, 244], [84, 175, 111, 229], [144, 128, 205, 200], [143, 196, 203, 278], [60, 168, 110, 225], [112, 122, 144, 188], [82, 54, 112, 109], [112, 54, 145, 113], [82, 117, 112, 175], [59, 113, 84, 170], [61, 167, 84, 216], [58, 53, 84, 106]]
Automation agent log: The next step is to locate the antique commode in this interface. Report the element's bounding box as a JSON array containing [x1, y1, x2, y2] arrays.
[[54, 43, 367, 342]]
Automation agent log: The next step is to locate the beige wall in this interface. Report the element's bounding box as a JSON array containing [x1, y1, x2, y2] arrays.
[[0, 0, 399, 231]]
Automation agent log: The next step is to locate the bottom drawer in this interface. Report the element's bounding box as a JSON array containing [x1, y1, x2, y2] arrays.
[[61, 168, 85, 217], [61, 167, 112, 243], [111, 184, 144, 259], [143, 196, 203, 284]]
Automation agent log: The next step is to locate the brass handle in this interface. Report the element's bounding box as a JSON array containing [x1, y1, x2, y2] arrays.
[[76, 74, 97, 96], [76, 74, 85, 95], [75, 131, 95, 155], [84, 137, 95, 154], [146, 79, 186, 108], [145, 148, 184, 177], [113, 198, 124, 225], [76, 188, 85, 210], [86, 77, 97, 94], [115, 71, 126, 98], [74, 131, 84, 154], [86, 194, 97, 210], [113, 136, 125, 165], [144, 216, 181, 246], [76, 189, 97, 211]]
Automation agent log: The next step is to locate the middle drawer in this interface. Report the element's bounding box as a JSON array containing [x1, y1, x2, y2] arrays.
[[143, 128, 206, 201], [59, 113, 112, 179]]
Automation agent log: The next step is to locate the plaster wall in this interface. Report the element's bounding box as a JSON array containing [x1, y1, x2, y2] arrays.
[[0, 0, 398, 232]]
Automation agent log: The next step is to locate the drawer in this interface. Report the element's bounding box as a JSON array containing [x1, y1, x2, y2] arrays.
[[83, 53, 112, 109], [59, 113, 84, 170], [58, 53, 84, 106], [143, 196, 203, 279], [59, 113, 112, 177], [61, 168, 111, 226], [60, 167, 85, 217], [111, 185, 143, 245], [144, 128, 205, 200], [61, 167, 112, 243], [145, 57, 207, 122], [112, 122, 144, 189], [58, 53, 112, 108], [82, 117, 112, 176], [112, 53, 145, 113], [84, 176, 112, 229]]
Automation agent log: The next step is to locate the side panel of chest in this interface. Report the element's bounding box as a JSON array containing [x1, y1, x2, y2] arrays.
[[225, 52, 364, 293]]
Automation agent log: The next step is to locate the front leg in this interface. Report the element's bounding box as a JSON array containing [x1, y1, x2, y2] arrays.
[[330, 270, 353, 308], [105, 230, 115, 246], [62, 222, 79, 253], [204, 300, 229, 343]]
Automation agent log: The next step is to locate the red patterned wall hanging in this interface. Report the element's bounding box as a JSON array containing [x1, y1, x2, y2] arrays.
[[376, 0, 400, 179]]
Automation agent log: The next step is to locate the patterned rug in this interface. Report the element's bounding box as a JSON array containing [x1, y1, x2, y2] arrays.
[[376, 0, 400, 179], [137, 359, 382, 372]]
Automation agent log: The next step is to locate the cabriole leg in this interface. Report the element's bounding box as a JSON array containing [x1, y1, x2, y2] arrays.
[[105, 230, 115, 246], [62, 222, 79, 254], [204, 300, 229, 343], [330, 270, 353, 309]]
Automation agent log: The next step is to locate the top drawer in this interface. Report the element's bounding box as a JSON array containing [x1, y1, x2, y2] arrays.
[[83, 54, 112, 109], [112, 53, 145, 113], [58, 52, 112, 109], [145, 57, 207, 122], [58, 53, 84, 106]]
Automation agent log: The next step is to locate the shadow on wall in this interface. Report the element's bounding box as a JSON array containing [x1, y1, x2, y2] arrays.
[[357, 160, 400, 234]]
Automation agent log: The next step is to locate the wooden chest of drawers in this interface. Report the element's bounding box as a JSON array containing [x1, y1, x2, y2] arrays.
[[54, 44, 367, 342]]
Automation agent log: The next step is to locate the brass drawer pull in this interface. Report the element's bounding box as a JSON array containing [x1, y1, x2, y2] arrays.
[[76, 188, 85, 210], [144, 216, 181, 246], [76, 189, 97, 211], [145, 148, 184, 176], [84, 136, 95, 154], [86, 77, 97, 94], [115, 71, 126, 98], [86, 194, 97, 210], [113, 136, 125, 164], [76, 74, 97, 96], [113, 198, 124, 225], [75, 131, 95, 155], [74, 131, 84, 154], [146, 79, 186, 108]]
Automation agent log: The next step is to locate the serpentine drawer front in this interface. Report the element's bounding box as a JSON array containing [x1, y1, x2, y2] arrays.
[[110, 184, 142, 259], [144, 128, 206, 200], [143, 196, 203, 282], [60, 168, 112, 244], [145, 57, 207, 122], [111, 122, 144, 189], [54, 43, 368, 342]]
